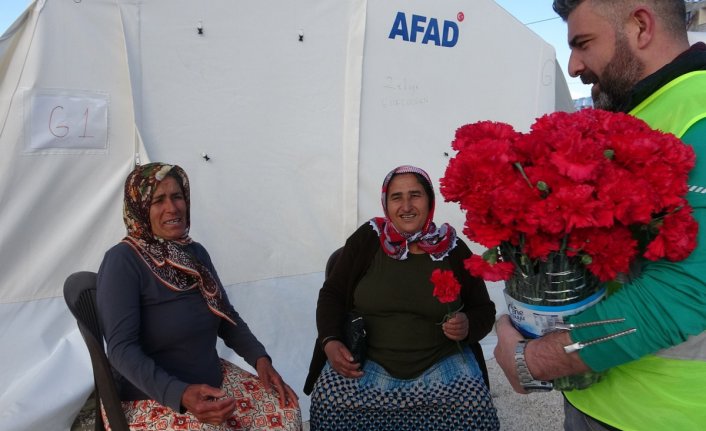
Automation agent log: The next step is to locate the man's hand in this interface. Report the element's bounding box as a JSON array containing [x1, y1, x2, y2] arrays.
[[494, 314, 592, 394], [255, 357, 299, 408], [494, 314, 528, 394], [181, 384, 236, 425], [323, 340, 364, 379]]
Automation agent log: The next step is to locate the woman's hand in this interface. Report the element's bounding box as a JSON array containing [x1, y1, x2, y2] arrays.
[[255, 357, 300, 408], [181, 384, 236, 425], [323, 340, 364, 379], [442, 312, 469, 341]]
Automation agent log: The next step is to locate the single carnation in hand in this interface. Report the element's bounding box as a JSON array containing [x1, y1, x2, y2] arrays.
[[431, 269, 462, 303]]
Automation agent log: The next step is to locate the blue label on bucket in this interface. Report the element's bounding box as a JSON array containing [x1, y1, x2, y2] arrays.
[[504, 287, 607, 338]]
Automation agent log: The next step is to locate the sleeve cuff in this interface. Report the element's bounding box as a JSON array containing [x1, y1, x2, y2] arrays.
[[164, 380, 190, 413]]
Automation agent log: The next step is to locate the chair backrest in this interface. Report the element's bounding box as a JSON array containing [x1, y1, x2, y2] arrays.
[[325, 247, 343, 278], [64, 271, 129, 431]]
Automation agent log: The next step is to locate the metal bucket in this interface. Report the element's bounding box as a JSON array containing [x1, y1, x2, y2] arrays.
[[504, 286, 606, 338]]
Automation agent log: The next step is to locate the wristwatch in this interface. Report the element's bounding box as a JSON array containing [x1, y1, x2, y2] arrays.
[[515, 340, 553, 392]]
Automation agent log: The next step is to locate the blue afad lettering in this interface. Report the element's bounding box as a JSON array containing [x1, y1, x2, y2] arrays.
[[388, 12, 459, 47]]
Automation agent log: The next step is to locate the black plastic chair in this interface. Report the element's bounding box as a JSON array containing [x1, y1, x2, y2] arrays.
[[325, 247, 343, 278], [64, 271, 129, 431]]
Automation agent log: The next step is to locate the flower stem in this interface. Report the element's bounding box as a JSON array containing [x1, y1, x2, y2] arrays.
[[443, 305, 470, 364], [514, 162, 534, 189]]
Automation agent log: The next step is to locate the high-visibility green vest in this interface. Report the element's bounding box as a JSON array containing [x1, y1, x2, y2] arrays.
[[630, 71, 706, 137], [564, 71, 706, 431]]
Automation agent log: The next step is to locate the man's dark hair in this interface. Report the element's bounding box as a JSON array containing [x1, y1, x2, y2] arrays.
[[552, 0, 583, 20], [552, 0, 687, 36]]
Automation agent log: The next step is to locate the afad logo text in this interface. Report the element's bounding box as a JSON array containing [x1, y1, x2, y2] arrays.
[[388, 11, 464, 48]]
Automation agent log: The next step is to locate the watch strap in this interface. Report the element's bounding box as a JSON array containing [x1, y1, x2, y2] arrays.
[[515, 340, 553, 392]]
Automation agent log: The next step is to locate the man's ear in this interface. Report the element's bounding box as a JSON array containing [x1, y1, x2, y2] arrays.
[[630, 7, 655, 49]]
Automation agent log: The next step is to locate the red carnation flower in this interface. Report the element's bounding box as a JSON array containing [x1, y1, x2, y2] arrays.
[[644, 205, 698, 262], [430, 269, 462, 303], [463, 254, 514, 282]]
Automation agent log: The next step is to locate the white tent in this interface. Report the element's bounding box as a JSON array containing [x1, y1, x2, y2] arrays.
[[0, 0, 573, 429]]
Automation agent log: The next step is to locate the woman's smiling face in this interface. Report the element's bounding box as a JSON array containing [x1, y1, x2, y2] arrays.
[[386, 173, 430, 235]]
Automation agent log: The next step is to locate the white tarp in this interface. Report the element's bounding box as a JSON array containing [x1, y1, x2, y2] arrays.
[[0, 1, 572, 429]]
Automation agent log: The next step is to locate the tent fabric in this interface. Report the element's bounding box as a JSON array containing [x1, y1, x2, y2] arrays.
[[356, 0, 562, 230], [0, 0, 572, 429], [0, 0, 146, 303]]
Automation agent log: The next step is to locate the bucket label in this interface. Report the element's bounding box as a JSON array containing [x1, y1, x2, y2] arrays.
[[504, 287, 606, 338]]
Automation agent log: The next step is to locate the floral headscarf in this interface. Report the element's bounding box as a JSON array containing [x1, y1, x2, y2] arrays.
[[370, 165, 457, 261], [121, 162, 236, 325]]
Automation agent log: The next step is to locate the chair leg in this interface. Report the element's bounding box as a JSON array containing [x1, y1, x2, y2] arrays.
[[94, 389, 104, 431]]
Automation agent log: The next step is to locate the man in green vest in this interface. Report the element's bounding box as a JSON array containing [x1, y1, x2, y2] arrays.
[[494, 1, 706, 430]]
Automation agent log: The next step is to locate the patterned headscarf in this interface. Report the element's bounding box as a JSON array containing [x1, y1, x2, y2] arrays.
[[370, 165, 457, 261], [121, 162, 236, 325]]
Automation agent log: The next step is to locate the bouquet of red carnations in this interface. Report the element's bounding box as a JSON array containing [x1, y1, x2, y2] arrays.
[[441, 108, 697, 288], [440, 108, 698, 390]]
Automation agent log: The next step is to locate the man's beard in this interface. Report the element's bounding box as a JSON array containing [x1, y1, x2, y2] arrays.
[[591, 34, 644, 112]]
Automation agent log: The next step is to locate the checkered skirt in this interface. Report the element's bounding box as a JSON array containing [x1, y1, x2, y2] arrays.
[[309, 348, 499, 430]]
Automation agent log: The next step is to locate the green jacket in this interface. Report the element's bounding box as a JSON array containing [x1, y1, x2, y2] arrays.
[[565, 70, 706, 430]]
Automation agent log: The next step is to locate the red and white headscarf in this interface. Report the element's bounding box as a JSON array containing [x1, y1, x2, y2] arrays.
[[121, 163, 237, 325], [370, 165, 457, 261]]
